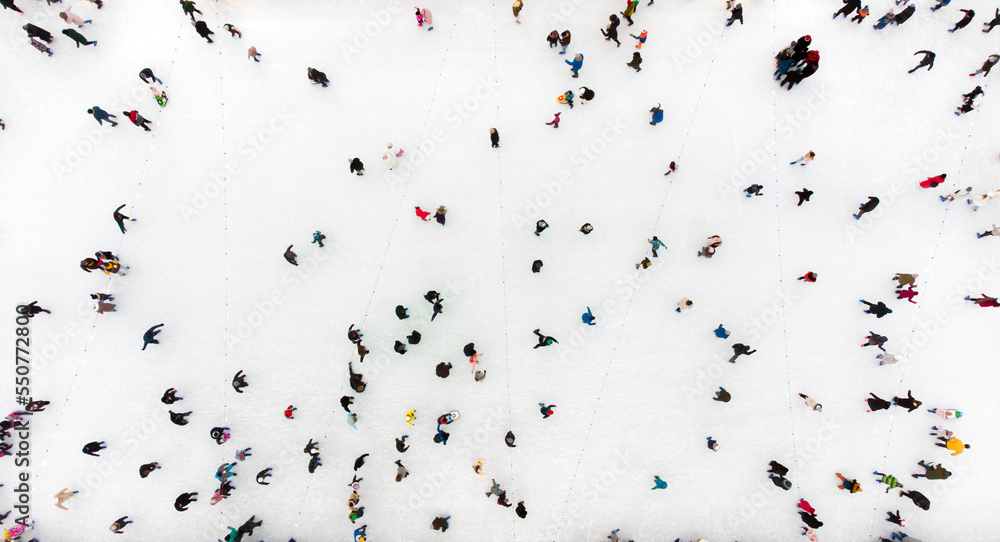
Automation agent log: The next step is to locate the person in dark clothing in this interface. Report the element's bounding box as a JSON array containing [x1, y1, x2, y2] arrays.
[[770, 474, 791, 490], [23, 24, 54, 43], [601, 14, 622, 46], [714, 387, 731, 402], [726, 3, 743, 26], [768, 461, 789, 476], [505, 430, 516, 447], [431, 298, 444, 321], [394, 340, 407, 354], [579, 86, 595, 103], [533, 329, 558, 348], [109, 516, 132, 534], [964, 85, 984, 102], [174, 492, 197, 511], [63, 28, 97, 47], [211, 426, 230, 445], [949, 9, 974, 32], [348, 324, 362, 344], [113, 204, 135, 233], [304, 438, 320, 455], [139, 68, 163, 85], [158, 388, 181, 405], [970, 54, 999, 76], [436, 362, 452, 378], [307, 67, 329, 87], [854, 196, 880, 219], [256, 467, 272, 485], [232, 370, 249, 392], [357, 342, 368, 362], [312, 230, 326, 247], [516, 501, 527, 518], [124, 110, 151, 131], [349, 157, 365, 175], [407, 330, 422, 344], [431, 516, 451, 532], [886, 509, 905, 525], [866, 393, 891, 411], [894, 3, 915, 24], [353, 453, 369, 471], [236, 516, 263, 538], [1, 0, 24, 13], [308, 453, 322, 473], [180, 0, 202, 20], [908, 50, 935, 73], [863, 332, 888, 351], [395, 305, 409, 319], [192, 20, 214, 42], [892, 390, 922, 412], [791, 35, 811, 63], [283, 245, 298, 265], [464, 343, 477, 357], [349, 362, 366, 392], [169, 411, 192, 426], [340, 395, 354, 412], [26, 398, 50, 411], [794, 188, 813, 205], [82, 441, 106, 456], [18, 301, 50, 317], [728, 343, 756, 363], [396, 435, 409, 452], [142, 324, 165, 350], [834, 0, 861, 18], [532, 259, 543, 273], [139, 462, 161, 478], [860, 300, 892, 318], [899, 489, 930, 510], [88, 106, 118, 126], [627, 51, 643, 72], [490, 127, 501, 148], [534, 219, 548, 236], [539, 403, 556, 418], [425, 290, 440, 303], [984, 8, 1000, 31], [800, 512, 824, 529]]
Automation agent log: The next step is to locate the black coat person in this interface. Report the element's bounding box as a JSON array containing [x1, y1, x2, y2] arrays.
[[579, 86, 595, 102], [490, 128, 500, 148], [349, 157, 364, 175], [174, 492, 197, 511], [728, 343, 756, 363], [950, 9, 975, 32], [866, 393, 891, 411], [800, 512, 823, 529], [395, 305, 409, 319], [791, 35, 811, 62], [142, 324, 165, 350], [284, 245, 298, 265], [349, 362, 366, 392], [340, 395, 354, 412], [192, 20, 214, 42], [307, 67, 329, 87], [464, 343, 477, 357], [23, 24, 54, 43], [505, 430, 516, 447], [894, 4, 915, 24], [893, 390, 922, 412], [899, 489, 930, 510], [833, 0, 860, 18]]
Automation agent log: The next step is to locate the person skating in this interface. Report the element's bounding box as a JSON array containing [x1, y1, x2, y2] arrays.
[[912, 460, 951, 479], [579, 222, 593, 234], [863, 331, 888, 351], [283, 245, 298, 265], [247, 46, 261, 62], [649, 103, 662, 124], [835, 473, 862, 493], [949, 8, 974, 32], [489, 127, 501, 148], [627, 51, 643, 72], [123, 110, 152, 131], [794, 188, 814, 206], [558, 30, 571, 54], [899, 489, 930, 510], [970, 54, 999, 77], [919, 173, 946, 188], [601, 14, 622, 47], [547, 29, 559, 48], [797, 272, 817, 282], [62, 28, 97, 47], [713, 386, 731, 402], [860, 300, 892, 318], [232, 370, 249, 392], [698, 235, 722, 258], [23, 23, 54, 43], [983, 7, 1000, 31], [894, 273, 918, 288], [169, 411, 191, 426], [675, 298, 693, 312], [303, 438, 320, 456], [663, 160, 678, 175], [349, 362, 367, 392], [874, 471, 904, 492], [976, 224, 1000, 238], [415, 206, 432, 221], [929, 0, 950, 10], [111, 204, 136, 233], [532, 329, 558, 348], [431, 297, 444, 320], [650, 475, 669, 490], [579, 86, 595, 103], [431, 516, 451, 532], [834, 0, 861, 18], [621, 0, 637, 25], [789, 150, 815, 166], [308, 453, 322, 473], [191, 20, 214, 42], [53, 488, 78, 510], [505, 430, 516, 447], [539, 403, 556, 419], [310, 230, 326, 248], [745, 184, 763, 197], [161, 388, 182, 404], [18, 301, 50, 317], [893, 390, 922, 412], [770, 472, 792, 490], [582, 307, 596, 325], [791, 35, 812, 62], [433, 205, 447, 225], [179, 0, 202, 20], [851, 4, 870, 22], [726, 3, 743, 26], [223, 23, 242, 37], [434, 362, 453, 378], [895, 286, 918, 304], [142, 324, 165, 350], [59, 5, 91, 27], [215, 462, 237, 483], [338, 396, 354, 414], [800, 512, 824, 529], [512, 0, 522, 22], [904, 50, 936, 74], [211, 426, 231, 445], [545, 112, 561, 128], [630, 29, 648, 48], [647, 236, 666, 257], [25, 398, 49, 412], [515, 501, 527, 518], [935, 435, 970, 455], [706, 436, 719, 451], [534, 219, 549, 236], [866, 392, 891, 412], [395, 459, 409, 481], [395, 435, 410, 452], [174, 492, 197, 511], [566, 53, 584, 77], [878, 352, 902, 365], [728, 343, 756, 363], [873, 9, 895, 29], [348, 157, 365, 176], [139, 462, 161, 478], [887, 509, 906, 526], [307, 67, 329, 87], [894, 1, 916, 25], [798, 393, 822, 412]]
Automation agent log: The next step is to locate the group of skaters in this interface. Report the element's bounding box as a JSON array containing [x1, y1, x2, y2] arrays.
[[18, 1, 99, 56]]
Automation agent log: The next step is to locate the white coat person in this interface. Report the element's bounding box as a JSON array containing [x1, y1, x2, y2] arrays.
[[383, 142, 404, 170]]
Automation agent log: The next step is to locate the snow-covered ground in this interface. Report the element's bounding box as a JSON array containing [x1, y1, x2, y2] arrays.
[[2, 0, 999, 540]]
